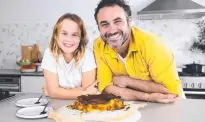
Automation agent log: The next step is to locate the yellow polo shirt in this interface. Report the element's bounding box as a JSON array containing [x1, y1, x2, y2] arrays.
[[94, 27, 182, 95]]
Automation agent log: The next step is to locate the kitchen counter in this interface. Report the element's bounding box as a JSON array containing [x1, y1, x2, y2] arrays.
[[0, 69, 197, 77], [0, 70, 203, 77], [0, 93, 205, 122], [0, 69, 43, 76]]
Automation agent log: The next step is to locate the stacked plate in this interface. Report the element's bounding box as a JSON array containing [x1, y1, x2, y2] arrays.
[[15, 97, 53, 119]]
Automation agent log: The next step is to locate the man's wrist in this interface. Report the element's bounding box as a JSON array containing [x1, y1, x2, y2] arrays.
[[127, 77, 135, 87]]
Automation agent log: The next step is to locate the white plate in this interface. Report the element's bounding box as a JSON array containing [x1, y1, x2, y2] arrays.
[[16, 98, 48, 107], [16, 106, 53, 119]]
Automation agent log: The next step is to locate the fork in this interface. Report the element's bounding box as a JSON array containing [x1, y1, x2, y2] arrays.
[[35, 95, 43, 104]]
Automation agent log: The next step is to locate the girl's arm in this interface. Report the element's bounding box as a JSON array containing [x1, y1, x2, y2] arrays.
[[44, 68, 96, 99]]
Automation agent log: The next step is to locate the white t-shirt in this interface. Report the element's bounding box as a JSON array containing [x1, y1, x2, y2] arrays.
[[41, 48, 97, 89]]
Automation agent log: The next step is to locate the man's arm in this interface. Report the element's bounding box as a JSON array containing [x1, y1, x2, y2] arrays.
[[93, 40, 113, 93], [103, 85, 149, 101], [104, 85, 177, 103], [145, 35, 182, 95], [113, 75, 170, 94]]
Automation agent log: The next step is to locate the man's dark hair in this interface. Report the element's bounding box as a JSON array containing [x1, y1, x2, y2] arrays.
[[94, 0, 132, 24]]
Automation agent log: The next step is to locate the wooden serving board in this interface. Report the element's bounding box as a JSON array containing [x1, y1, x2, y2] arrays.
[[48, 102, 146, 122]]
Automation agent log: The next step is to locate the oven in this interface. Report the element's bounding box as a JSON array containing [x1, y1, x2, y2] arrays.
[[0, 75, 21, 92], [180, 76, 205, 99]]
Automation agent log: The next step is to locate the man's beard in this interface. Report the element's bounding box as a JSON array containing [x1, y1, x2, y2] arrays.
[[101, 29, 130, 49]]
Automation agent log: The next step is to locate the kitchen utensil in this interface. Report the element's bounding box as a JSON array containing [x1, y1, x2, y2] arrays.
[[183, 61, 205, 74], [40, 104, 48, 115], [35, 95, 43, 104]]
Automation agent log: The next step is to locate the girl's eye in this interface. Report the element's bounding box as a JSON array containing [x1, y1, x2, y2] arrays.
[[62, 33, 67, 36], [72, 34, 79, 37]]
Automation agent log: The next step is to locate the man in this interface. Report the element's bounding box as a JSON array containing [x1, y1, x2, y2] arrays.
[[93, 0, 184, 103]]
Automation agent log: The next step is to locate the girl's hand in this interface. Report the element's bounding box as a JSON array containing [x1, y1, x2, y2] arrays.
[[83, 81, 98, 95]]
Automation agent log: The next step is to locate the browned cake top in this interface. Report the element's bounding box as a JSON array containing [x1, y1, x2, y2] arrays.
[[77, 94, 122, 106]]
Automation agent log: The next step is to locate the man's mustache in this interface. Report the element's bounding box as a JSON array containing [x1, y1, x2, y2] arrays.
[[105, 31, 123, 38]]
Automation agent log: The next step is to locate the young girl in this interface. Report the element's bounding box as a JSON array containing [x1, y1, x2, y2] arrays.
[[41, 13, 97, 99]]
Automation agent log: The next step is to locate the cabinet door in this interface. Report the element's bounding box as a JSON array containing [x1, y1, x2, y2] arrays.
[[21, 76, 45, 93]]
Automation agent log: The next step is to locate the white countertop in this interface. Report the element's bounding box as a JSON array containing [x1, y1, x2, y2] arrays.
[[1, 93, 205, 122]]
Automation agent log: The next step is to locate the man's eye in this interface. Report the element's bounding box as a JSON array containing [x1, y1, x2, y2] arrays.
[[115, 20, 122, 24], [102, 24, 109, 28]]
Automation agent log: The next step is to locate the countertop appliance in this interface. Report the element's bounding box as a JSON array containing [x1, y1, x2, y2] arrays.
[[0, 75, 21, 92], [180, 74, 205, 99], [0, 75, 21, 101]]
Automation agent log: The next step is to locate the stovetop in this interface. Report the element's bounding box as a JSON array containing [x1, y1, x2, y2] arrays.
[[0, 91, 16, 101], [178, 72, 205, 76]]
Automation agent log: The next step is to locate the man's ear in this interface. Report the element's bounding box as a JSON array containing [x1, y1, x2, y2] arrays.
[[128, 17, 132, 26], [97, 24, 100, 30]]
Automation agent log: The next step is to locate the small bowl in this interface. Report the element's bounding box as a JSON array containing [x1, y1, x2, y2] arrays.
[[16, 61, 31, 66]]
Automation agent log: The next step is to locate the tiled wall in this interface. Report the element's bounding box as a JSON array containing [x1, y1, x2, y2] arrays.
[[0, 18, 205, 69], [134, 18, 205, 67], [0, 23, 51, 69], [0, 23, 99, 69]]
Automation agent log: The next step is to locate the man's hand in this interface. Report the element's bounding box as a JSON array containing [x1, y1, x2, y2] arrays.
[[148, 93, 178, 104], [83, 81, 98, 95], [113, 75, 170, 94], [113, 75, 129, 88]]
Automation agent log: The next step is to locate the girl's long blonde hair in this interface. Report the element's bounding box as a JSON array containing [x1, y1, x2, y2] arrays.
[[49, 13, 88, 66]]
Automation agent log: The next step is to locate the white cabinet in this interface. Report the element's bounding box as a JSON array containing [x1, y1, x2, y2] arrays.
[[21, 76, 45, 93]]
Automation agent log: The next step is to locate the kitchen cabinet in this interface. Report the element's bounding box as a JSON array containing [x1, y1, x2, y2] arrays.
[[21, 76, 45, 93]]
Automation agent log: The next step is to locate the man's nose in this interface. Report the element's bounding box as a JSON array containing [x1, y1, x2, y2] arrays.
[[108, 23, 118, 33]]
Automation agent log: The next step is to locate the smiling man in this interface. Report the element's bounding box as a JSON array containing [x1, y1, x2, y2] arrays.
[[93, 0, 184, 103]]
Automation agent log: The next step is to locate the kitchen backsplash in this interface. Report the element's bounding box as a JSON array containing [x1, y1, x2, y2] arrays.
[[0, 23, 99, 69], [0, 23, 51, 69], [0, 18, 205, 69], [134, 18, 205, 67]]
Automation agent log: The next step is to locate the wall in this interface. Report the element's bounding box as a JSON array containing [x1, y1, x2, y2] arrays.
[[134, 18, 205, 67], [192, 0, 205, 6], [0, 0, 154, 69], [0, 0, 101, 69], [0, 0, 205, 69]]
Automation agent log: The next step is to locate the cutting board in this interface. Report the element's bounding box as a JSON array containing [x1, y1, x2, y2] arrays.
[[48, 102, 146, 122]]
